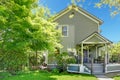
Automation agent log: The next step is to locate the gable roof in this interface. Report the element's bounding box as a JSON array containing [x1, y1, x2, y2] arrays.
[[53, 4, 103, 25], [80, 32, 112, 44]]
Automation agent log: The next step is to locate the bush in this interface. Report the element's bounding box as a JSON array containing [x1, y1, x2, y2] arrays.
[[56, 52, 76, 71], [48, 52, 76, 73], [51, 68, 59, 74]]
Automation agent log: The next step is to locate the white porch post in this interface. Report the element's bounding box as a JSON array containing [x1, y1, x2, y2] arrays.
[[81, 43, 83, 64], [105, 44, 108, 64], [80, 43, 84, 73], [107, 45, 110, 64], [87, 47, 89, 63], [107, 52, 109, 64], [104, 44, 108, 73], [96, 46, 98, 59]]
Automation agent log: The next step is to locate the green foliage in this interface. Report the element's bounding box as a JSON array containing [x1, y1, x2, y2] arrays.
[[29, 7, 61, 51], [75, 0, 120, 16], [114, 76, 120, 80], [0, 0, 61, 73], [109, 42, 120, 63], [29, 51, 44, 66], [51, 68, 59, 74], [95, 0, 120, 16], [109, 42, 120, 54], [50, 52, 76, 71], [28, 6, 61, 66], [0, 0, 36, 73], [56, 52, 76, 65]]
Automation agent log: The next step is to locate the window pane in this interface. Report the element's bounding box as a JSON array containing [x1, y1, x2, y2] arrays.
[[62, 26, 68, 36], [62, 31, 67, 36], [62, 26, 67, 31]]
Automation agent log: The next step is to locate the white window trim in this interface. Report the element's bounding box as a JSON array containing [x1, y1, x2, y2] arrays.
[[61, 25, 69, 37], [56, 25, 69, 37]]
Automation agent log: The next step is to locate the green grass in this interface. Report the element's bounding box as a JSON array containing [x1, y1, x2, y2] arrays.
[[0, 70, 97, 80], [114, 76, 120, 80]]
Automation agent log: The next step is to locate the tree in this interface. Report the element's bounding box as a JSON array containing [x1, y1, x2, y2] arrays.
[[72, 0, 120, 16], [109, 42, 120, 63], [28, 6, 61, 66], [95, 0, 120, 16], [0, 0, 61, 72], [0, 0, 37, 73]]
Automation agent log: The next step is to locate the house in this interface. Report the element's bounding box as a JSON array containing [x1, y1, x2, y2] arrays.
[[48, 4, 120, 74]]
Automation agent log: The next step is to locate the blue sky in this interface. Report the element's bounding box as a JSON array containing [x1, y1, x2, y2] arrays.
[[41, 0, 120, 43]]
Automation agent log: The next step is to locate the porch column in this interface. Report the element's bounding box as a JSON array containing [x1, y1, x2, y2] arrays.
[[105, 44, 108, 64], [96, 46, 98, 60], [107, 52, 109, 64], [81, 43, 83, 64], [107, 45, 110, 64], [104, 44, 108, 73], [87, 47, 89, 63]]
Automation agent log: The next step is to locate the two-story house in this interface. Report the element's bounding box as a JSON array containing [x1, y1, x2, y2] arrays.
[[46, 4, 120, 74], [51, 4, 114, 74]]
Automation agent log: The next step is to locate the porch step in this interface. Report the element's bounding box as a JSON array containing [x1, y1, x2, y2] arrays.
[[84, 63, 104, 74]]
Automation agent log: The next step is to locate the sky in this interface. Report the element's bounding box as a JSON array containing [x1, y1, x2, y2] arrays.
[[40, 0, 120, 43]]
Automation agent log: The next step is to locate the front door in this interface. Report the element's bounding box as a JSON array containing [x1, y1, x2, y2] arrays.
[[83, 50, 88, 63]]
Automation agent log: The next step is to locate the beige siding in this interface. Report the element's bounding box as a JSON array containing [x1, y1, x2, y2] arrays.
[[72, 10, 98, 44], [55, 9, 99, 52], [85, 36, 104, 42]]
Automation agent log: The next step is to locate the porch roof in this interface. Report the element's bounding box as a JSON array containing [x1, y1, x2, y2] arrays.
[[79, 32, 112, 44]]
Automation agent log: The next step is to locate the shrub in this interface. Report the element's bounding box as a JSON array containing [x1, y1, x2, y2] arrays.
[[51, 68, 59, 73]]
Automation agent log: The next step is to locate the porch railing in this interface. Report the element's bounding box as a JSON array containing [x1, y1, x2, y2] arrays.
[[106, 63, 120, 73], [67, 64, 91, 74]]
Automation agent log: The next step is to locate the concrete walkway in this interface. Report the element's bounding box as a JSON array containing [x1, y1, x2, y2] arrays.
[[95, 74, 114, 80]]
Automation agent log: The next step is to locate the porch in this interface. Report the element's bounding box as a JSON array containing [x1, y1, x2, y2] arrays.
[[67, 32, 119, 74], [67, 63, 120, 74]]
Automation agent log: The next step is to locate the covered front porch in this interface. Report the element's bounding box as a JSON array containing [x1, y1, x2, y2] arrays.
[[67, 32, 115, 74]]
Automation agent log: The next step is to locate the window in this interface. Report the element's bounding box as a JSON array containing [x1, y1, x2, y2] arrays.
[[62, 25, 68, 37], [56, 25, 68, 37]]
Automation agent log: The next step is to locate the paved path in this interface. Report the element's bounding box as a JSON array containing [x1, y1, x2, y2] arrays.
[[95, 74, 114, 80]]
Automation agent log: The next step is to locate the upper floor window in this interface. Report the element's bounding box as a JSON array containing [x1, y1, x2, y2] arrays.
[[62, 25, 68, 37], [56, 25, 69, 37]]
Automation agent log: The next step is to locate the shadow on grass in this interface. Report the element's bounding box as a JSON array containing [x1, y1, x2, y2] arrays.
[[0, 70, 97, 80], [0, 70, 56, 80]]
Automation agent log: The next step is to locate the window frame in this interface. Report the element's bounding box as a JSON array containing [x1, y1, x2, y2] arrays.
[[56, 25, 69, 37], [61, 25, 69, 37]]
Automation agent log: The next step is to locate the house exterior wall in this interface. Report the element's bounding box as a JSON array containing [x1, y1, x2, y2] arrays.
[[55, 9, 99, 52]]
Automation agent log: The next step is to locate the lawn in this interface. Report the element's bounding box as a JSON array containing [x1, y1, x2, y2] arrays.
[[114, 76, 120, 80], [0, 70, 97, 80]]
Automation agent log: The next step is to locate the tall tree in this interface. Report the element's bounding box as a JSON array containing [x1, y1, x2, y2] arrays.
[[29, 7, 61, 66], [0, 0, 61, 72], [0, 0, 37, 73], [109, 42, 120, 62], [72, 0, 120, 16], [95, 0, 120, 16]]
